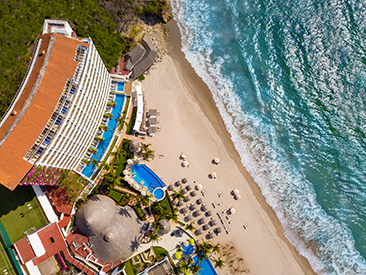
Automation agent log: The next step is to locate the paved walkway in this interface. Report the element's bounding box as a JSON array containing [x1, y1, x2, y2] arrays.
[[32, 185, 58, 223]]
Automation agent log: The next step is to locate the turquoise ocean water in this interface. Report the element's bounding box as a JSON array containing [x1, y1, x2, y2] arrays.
[[171, 0, 366, 274]]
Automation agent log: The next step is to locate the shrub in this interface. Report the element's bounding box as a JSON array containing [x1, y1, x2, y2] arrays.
[[138, 74, 145, 81]]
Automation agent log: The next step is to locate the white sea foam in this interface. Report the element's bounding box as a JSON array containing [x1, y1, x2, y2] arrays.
[[171, 0, 366, 274]]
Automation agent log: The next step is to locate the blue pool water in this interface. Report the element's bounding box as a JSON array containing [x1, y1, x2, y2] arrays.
[[192, 256, 217, 275], [117, 82, 124, 92], [131, 164, 165, 199], [183, 244, 193, 255], [153, 188, 165, 200], [82, 94, 125, 177]]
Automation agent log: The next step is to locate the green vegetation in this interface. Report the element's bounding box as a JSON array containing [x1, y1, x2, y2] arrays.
[[126, 107, 137, 135], [0, 0, 133, 117], [122, 259, 136, 275], [153, 246, 168, 258], [0, 185, 47, 243], [118, 96, 131, 131], [108, 189, 124, 202], [138, 74, 145, 81]]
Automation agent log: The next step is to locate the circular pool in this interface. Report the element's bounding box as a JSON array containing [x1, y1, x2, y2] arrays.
[[153, 187, 165, 200]]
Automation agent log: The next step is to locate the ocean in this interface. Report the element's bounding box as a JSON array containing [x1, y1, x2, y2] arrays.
[[170, 0, 366, 274]]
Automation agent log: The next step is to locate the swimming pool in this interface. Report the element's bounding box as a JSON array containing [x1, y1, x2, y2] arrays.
[[117, 82, 124, 92], [192, 256, 218, 275], [82, 94, 125, 177], [183, 244, 194, 255], [131, 164, 165, 199]]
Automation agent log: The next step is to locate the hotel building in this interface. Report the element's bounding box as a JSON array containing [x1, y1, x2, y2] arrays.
[[0, 20, 117, 190]]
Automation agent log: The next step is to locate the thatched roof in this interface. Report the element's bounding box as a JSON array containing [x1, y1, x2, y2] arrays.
[[158, 219, 171, 235], [129, 139, 140, 153], [130, 35, 158, 80], [75, 195, 142, 263], [123, 44, 146, 71]]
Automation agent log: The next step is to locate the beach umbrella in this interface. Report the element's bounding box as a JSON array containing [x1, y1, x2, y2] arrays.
[[230, 207, 236, 214], [190, 191, 197, 197], [215, 227, 222, 234], [175, 180, 182, 187], [214, 158, 220, 164], [185, 185, 192, 191], [210, 220, 217, 226], [197, 198, 203, 204], [178, 200, 185, 207], [202, 224, 210, 231], [201, 205, 208, 212], [210, 172, 217, 179], [195, 228, 202, 235], [198, 217, 206, 224], [184, 196, 191, 202], [189, 238, 195, 245], [168, 184, 174, 191], [181, 189, 187, 195], [196, 184, 203, 190], [209, 232, 215, 239], [186, 215, 193, 221], [234, 194, 241, 200], [175, 252, 182, 260], [190, 204, 197, 211], [233, 189, 240, 195], [172, 199, 178, 205], [183, 160, 189, 167], [194, 210, 202, 217], [180, 153, 187, 160], [206, 211, 213, 217], [182, 207, 189, 214], [182, 178, 188, 183]]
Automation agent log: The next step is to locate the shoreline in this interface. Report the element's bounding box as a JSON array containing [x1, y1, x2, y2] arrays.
[[142, 17, 317, 274], [163, 18, 316, 275]]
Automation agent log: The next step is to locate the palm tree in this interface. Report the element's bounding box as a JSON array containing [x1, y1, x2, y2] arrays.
[[171, 186, 186, 202], [196, 240, 213, 261], [149, 230, 162, 244], [213, 257, 225, 269], [102, 162, 118, 174], [111, 146, 127, 161], [166, 209, 179, 223], [185, 221, 196, 232], [104, 172, 124, 187], [115, 112, 128, 129], [140, 143, 155, 161], [211, 243, 221, 255], [196, 252, 206, 264], [171, 265, 181, 275], [90, 158, 100, 170], [151, 220, 160, 231], [189, 262, 202, 275], [179, 259, 190, 274], [138, 194, 153, 206]]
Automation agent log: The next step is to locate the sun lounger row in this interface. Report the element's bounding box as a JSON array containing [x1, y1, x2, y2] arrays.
[[212, 201, 222, 208], [217, 212, 231, 233], [201, 190, 207, 197]]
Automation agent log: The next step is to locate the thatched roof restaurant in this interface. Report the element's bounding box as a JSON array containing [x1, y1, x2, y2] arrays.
[[75, 195, 142, 263]]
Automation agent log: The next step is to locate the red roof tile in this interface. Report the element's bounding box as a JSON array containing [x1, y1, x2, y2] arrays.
[[0, 33, 89, 190]]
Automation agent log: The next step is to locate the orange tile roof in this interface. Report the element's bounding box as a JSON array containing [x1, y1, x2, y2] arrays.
[[0, 33, 89, 190]]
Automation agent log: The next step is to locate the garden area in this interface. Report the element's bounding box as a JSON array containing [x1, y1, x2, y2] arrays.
[[110, 246, 169, 275]]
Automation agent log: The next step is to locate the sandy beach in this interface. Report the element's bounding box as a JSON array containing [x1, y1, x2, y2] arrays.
[[140, 20, 317, 275]]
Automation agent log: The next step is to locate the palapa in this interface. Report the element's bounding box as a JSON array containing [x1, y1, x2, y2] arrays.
[[201, 205, 208, 212], [190, 191, 197, 197], [197, 198, 203, 204], [195, 228, 203, 235], [194, 210, 201, 217], [185, 185, 192, 191], [198, 217, 206, 224], [190, 204, 197, 211], [182, 177, 188, 183], [206, 211, 213, 217], [158, 219, 171, 235], [196, 183, 203, 190]]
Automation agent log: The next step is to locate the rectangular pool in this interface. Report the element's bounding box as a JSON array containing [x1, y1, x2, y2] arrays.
[[82, 94, 125, 178], [117, 82, 125, 92]]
